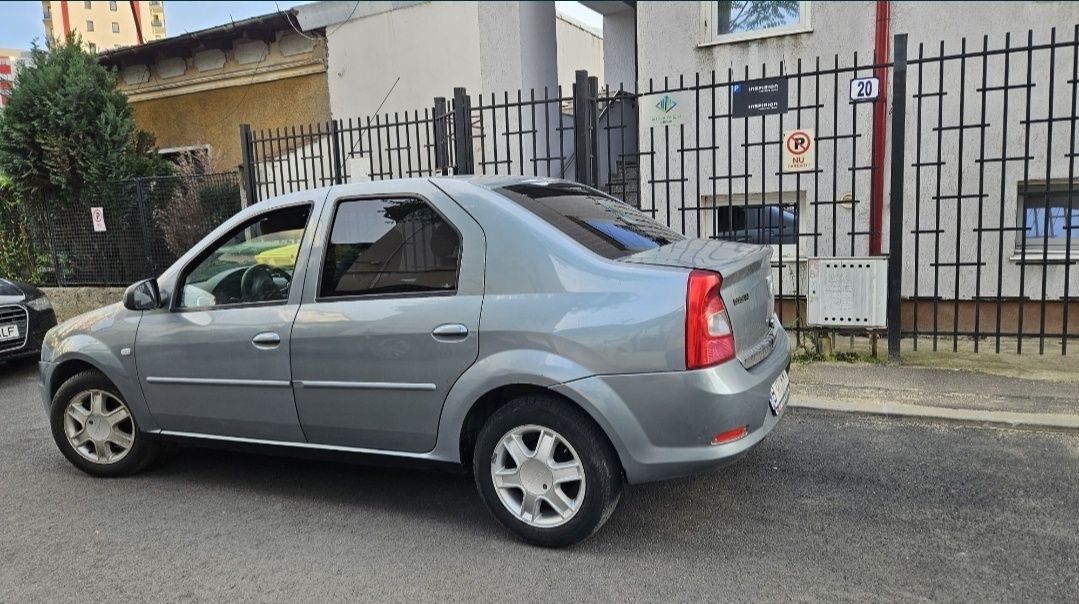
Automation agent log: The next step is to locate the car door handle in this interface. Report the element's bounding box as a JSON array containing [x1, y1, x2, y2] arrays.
[[431, 323, 469, 340], [251, 332, 281, 349]]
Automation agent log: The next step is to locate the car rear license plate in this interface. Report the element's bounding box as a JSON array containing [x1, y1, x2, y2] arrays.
[[0, 324, 19, 342], [768, 370, 789, 415]]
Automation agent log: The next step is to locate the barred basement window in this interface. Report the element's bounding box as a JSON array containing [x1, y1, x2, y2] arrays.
[[701, 191, 804, 257], [1015, 180, 1079, 258], [699, 1, 812, 46]]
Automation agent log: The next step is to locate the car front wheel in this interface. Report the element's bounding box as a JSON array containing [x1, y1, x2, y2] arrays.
[[473, 394, 623, 547], [49, 369, 159, 477]]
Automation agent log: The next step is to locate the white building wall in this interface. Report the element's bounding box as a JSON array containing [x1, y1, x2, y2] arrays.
[[321, 2, 483, 120], [631, 1, 1079, 301], [556, 13, 604, 92], [602, 10, 635, 90]]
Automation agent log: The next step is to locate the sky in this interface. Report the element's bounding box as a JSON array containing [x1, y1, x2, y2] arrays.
[[0, 1, 602, 51]]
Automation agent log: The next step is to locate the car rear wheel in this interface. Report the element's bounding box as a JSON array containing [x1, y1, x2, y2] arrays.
[[473, 394, 623, 547], [49, 369, 159, 477]]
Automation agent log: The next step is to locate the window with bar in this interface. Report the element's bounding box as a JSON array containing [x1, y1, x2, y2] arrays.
[[1017, 181, 1079, 256], [701, 191, 803, 256], [700, 1, 811, 45]]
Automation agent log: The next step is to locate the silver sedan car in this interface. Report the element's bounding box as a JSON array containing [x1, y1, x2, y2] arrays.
[[40, 177, 790, 547]]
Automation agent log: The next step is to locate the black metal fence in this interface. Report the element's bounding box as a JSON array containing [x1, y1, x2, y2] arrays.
[[34, 172, 243, 286], [897, 27, 1079, 355], [241, 27, 1079, 356]]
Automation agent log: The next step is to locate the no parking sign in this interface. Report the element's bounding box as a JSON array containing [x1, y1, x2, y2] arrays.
[[782, 129, 815, 173], [90, 207, 107, 232]]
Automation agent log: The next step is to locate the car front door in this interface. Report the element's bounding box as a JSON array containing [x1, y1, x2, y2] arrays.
[[290, 185, 485, 452], [135, 203, 315, 441]]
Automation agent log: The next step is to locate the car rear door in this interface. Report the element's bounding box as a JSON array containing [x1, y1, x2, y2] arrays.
[[290, 181, 485, 453]]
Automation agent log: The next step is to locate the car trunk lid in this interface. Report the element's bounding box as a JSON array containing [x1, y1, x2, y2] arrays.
[[621, 239, 776, 368]]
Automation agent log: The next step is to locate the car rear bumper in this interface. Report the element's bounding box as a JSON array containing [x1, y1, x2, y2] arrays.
[[551, 324, 791, 484]]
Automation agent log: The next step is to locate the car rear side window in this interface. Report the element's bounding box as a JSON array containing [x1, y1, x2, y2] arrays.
[[320, 198, 461, 298], [496, 182, 685, 259]]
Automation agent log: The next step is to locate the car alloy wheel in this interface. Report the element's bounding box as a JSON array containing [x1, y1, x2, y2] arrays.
[[490, 424, 587, 528], [63, 389, 136, 465]]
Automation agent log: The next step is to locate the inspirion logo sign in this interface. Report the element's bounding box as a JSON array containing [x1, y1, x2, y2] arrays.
[[648, 92, 687, 126], [656, 95, 678, 113]]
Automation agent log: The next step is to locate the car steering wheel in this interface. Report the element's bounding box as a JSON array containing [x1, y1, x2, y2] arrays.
[[240, 264, 291, 302]]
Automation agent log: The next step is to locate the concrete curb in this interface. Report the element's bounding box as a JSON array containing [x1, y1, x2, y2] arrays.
[[790, 397, 1079, 431]]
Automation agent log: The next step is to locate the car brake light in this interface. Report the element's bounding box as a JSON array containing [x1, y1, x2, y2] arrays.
[[686, 269, 736, 369]]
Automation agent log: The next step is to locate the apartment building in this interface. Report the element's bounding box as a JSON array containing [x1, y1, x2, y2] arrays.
[[41, 0, 166, 50], [0, 49, 31, 108]]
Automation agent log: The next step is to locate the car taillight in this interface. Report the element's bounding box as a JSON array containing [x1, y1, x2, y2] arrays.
[[686, 269, 736, 369]]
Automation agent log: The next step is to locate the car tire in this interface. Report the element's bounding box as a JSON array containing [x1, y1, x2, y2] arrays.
[[473, 394, 623, 547], [49, 369, 159, 478]]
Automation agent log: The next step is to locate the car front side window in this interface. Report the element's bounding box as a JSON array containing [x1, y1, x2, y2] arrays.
[[178, 205, 311, 309]]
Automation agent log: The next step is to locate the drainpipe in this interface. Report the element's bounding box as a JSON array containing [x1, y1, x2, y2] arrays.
[[870, 0, 891, 255]]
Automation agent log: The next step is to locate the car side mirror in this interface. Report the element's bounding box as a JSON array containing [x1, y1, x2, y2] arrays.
[[123, 278, 161, 311]]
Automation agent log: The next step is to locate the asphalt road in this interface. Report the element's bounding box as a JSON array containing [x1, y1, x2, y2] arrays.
[[1, 359, 1076, 602]]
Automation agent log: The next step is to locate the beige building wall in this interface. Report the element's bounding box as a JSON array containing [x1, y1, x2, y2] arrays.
[[41, 0, 166, 50]]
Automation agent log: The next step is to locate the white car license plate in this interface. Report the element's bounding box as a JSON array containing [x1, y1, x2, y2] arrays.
[[0, 324, 19, 342], [768, 370, 789, 415]]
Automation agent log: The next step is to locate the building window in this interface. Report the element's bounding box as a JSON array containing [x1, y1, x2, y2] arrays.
[[701, 191, 803, 256], [43, 7, 52, 19], [109, 1, 118, 11], [700, 1, 812, 46], [84, 1, 93, 9], [149, 0, 160, 5], [112, 22, 119, 33], [151, 15, 162, 26], [1016, 181, 1079, 256], [85, 20, 94, 32]]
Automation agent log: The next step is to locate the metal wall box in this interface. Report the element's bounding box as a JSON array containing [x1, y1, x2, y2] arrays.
[[806, 257, 887, 328]]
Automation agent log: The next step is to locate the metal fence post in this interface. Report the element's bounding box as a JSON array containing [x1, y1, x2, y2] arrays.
[[41, 194, 63, 286], [239, 123, 258, 204], [132, 178, 154, 276], [587, 75, 600, 188], [433, 96, 449, 175], [887, 33, 908, 362], [452, 88, 474, 175], [329, 119, 344, 185], [573, 70, 593, 186]]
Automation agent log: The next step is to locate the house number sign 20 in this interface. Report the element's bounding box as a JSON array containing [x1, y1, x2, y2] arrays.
[[849, 77, 880, 103]]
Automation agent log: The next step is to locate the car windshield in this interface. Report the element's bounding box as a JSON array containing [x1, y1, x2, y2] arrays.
[[496, 181, 685, 259]]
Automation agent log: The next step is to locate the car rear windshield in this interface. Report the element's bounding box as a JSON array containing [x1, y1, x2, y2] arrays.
[[496, 182, 685, 259]]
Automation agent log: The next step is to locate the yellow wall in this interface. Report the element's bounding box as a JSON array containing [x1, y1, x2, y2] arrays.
[[129, 71, 331, 172]]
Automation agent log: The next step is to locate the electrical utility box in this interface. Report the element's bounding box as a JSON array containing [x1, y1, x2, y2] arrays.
[[806, 257, 888, 328]]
